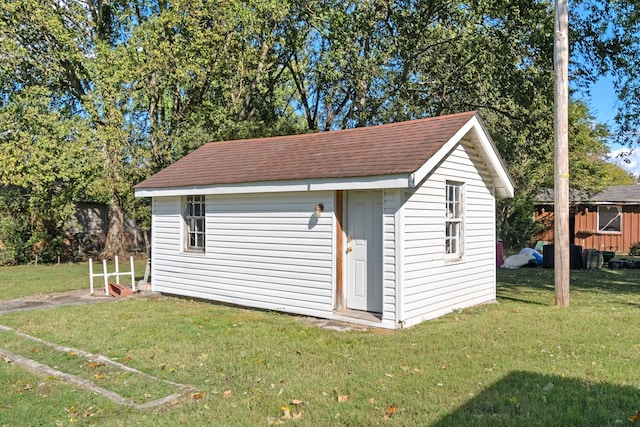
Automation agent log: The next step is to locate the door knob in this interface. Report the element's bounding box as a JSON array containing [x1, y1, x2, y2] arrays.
[[346, 247, 353, 253]]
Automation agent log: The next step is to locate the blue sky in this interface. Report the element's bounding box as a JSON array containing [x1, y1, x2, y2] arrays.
[[583, 76, 640, 176]]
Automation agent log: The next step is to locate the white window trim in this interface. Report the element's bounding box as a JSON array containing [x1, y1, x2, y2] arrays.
[[184, 195, 206, 252], [597, 205, 622, 234], [445, 181, 464, 260]]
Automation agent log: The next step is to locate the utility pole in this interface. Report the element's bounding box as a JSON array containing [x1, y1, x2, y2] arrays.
[[554, 0, 570, 306]]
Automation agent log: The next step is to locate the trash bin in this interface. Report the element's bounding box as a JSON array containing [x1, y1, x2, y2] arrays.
[[582, 249, 603, 269], [542, 244, 583, 269]]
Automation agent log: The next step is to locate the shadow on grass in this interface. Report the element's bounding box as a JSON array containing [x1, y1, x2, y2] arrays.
[[497, 266, 640, 297], [434, 370, 640, 426], [496, 294, 549, 306]]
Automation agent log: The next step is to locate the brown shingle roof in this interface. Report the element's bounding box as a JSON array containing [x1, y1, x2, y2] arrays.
[[135, 111, 478, 190]]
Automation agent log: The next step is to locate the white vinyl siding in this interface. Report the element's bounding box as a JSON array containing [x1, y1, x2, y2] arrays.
[[151, 192, 335, 319], [381, 189, 400, 325], [400, 140, 497, 327]]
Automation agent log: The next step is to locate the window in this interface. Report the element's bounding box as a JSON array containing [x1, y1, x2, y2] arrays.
[[445, 182, 463, 257], [598, 205, 621, 233], [185, 195, 206, 251]]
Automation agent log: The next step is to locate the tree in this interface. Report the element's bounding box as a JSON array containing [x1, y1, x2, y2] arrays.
[[0, 0, 633, 263], [0, 0, 303, 260], [572, 0, 640, 146], [0, 86, 98, 262], [0, 0, 135, 258]]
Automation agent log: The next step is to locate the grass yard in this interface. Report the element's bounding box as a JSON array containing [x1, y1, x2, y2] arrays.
[[0, 262, 639, 426], [0, 258, 149, 300]]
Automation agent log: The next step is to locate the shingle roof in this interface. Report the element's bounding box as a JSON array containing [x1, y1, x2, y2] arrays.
[[590, 185, 640, 203], [135, 111, 478, 190], [536, 185, 640, 204]]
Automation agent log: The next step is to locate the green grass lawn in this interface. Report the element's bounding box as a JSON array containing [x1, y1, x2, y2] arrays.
[[0, 263, 639, 426], [0, 258, 149, 300]]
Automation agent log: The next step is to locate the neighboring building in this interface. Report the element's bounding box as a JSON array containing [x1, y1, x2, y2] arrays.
[[134, 112, 514, 329], [535, 185, 640, 254], [64, 203, 147, 259]]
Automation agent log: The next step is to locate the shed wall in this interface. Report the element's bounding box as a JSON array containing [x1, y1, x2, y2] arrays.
[[535, 205, 640, 253], [401, 140, 497, 327], [150, 192, 335, 319], [381, 189, 400, 324]]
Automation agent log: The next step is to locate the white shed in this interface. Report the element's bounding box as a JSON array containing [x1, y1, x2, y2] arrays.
[[134, 111, 514, 329]]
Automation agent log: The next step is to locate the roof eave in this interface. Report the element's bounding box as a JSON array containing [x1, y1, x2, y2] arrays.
[[411, 114, 514, 198], [134, 174, 413, 198]]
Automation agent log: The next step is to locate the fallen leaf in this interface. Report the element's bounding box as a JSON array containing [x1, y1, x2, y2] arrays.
[[281, 406, 291, 419], [223, 390, 232, 399], [124, 356, 132, 363], [291, 399, 304, 405], [93, 374, 103, 379], [24, 384, 32, 391], [88, 362, 104, 369], [293, 411, 303, 419], [193, 391, 205, 400], [629, 410, 640, 422], [369, 397, 376, 405], [338, 394, 348, 403], [383, 404, 397, 420]]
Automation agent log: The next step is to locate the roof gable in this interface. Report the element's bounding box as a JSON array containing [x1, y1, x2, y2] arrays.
[[135, 111, 514, 198]]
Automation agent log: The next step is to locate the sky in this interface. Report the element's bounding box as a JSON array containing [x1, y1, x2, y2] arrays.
[[585, 76, 640, 177]]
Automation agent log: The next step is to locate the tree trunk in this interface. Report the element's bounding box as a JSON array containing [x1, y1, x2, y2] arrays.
[[101, 197, 127, 259]]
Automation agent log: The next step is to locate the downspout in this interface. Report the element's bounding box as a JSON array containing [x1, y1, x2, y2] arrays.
[[408, 173, 416, 188]]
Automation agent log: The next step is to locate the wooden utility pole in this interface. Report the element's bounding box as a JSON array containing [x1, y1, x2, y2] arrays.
[[554, 0, 570, 306]]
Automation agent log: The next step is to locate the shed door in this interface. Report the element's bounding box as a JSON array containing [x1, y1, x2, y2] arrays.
[[346, 190, 383, 313]]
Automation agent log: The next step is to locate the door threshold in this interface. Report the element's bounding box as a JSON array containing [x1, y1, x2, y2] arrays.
[[338, 308, 382, 322]]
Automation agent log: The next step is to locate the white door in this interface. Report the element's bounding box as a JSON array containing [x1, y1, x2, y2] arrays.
[[346, 190, 383, 313]]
